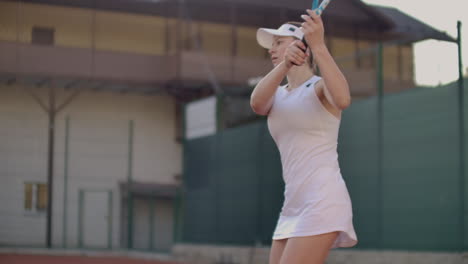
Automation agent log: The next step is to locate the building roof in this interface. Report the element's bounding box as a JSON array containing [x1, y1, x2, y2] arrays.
[[13, 0, 392, 31], [372, 5, 456, 43], [10, 0, 454, 43]]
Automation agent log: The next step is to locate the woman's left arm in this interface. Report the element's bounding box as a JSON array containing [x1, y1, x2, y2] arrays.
[[301, 9, 351, 110]]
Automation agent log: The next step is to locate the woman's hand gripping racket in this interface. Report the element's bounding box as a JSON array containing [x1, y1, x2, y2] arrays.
[[293, 0, 332, 66]]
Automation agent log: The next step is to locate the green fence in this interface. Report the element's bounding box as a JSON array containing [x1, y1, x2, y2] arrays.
[[340, 80, 467, 251], [182, 122, 283, 245], [180, 79, 467, 251]]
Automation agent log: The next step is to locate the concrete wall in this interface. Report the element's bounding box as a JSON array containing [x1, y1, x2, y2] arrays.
[[0, 83, 181, 248], [0, 84, 48, 246], [0, 1, 170, 55]]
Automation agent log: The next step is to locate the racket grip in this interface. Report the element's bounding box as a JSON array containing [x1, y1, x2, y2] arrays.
[[292, 37, 309, 66], [301, 37, 309, 50]]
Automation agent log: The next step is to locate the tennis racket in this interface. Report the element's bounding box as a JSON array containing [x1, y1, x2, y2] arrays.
[[293, 0, 332, 66], [301, 0, 332, 49]]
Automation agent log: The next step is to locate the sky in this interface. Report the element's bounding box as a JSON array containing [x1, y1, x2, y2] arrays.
[[362, 0, 467, 86]]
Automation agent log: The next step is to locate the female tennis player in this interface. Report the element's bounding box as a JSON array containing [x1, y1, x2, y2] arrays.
[[250, 9, 358, 264]]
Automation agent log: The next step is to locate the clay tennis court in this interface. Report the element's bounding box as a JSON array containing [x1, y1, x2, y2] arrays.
[[0, 254, 184, 264]]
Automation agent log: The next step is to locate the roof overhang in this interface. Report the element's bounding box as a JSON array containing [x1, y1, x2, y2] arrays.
[[120, 181, 180, 199]]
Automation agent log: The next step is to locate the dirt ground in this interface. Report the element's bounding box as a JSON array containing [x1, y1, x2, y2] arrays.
[[0, 254, 184, 264]]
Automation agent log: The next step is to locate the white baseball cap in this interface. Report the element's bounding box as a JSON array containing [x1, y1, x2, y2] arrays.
[[256, 23, 304, 49]]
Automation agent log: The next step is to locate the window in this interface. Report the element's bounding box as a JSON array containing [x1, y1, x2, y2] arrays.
[[24, 182, 48, 212], [31, 26, 55, 45], [24, 183, 32, 210], [36, 184, 48, 210]]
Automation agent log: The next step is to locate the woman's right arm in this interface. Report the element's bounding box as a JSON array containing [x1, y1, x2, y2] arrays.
[[250, 61, 290, 116]]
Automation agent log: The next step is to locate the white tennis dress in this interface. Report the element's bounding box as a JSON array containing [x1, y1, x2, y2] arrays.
[[267, 75, 358, 248]]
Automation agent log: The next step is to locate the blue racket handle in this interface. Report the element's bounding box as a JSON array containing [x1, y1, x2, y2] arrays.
[[312, 0, 319, 9]]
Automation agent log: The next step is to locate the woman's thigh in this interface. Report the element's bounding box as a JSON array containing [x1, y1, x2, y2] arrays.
[[269, 238, 288, 264], [279, 231, 339, 264]]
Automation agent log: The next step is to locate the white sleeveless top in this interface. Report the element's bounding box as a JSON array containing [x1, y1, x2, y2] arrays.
[[267, 75, 358, 248]]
